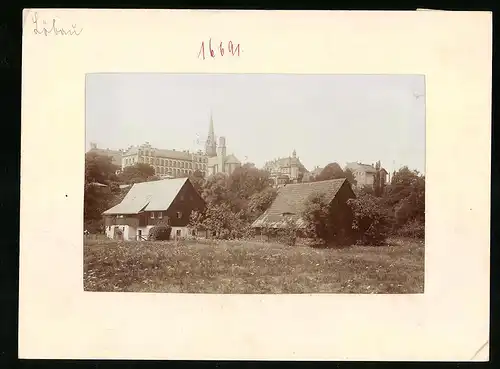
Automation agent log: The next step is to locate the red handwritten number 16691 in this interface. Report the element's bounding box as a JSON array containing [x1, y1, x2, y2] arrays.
[[198, 38, 241, 60]]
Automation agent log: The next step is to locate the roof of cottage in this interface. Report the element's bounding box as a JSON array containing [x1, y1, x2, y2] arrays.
[[102, 178, 189, 215], [251, 178, 351, 229]]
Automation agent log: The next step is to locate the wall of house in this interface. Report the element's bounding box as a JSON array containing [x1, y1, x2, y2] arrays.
[[106, 225, 134, 240], [105, 224, 158, 241], [166, 180, 206, 227], [355, 171, 376, 188], [171, 226, 190, 239]]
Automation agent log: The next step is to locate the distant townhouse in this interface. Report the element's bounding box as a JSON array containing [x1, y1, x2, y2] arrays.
[[263, 150, 309, 187], [345, 161, 388, 189]]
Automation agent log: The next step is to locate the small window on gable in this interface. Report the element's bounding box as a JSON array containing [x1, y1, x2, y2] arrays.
[[177, 211, 182, 219], [180, 194, 184, 201], [151, 212, 155, 219]]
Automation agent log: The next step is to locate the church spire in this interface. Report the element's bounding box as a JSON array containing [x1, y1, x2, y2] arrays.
[[205, 110, 217, 157]]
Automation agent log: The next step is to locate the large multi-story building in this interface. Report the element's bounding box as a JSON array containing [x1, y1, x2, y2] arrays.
[[263, 150, 309, 187], [120, 113, 240, 178], [121, 142, 208, 178]]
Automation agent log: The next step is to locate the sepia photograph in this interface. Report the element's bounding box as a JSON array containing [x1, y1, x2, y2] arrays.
[[84, 73, 426, 294]]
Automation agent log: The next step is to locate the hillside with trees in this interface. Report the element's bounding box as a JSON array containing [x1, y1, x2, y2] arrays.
[[85, 153, 425, 245]]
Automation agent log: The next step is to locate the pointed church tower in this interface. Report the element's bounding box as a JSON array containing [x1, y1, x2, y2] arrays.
[[205, 111, 217, 157]]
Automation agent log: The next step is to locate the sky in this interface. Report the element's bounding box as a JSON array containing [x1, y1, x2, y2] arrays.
[[86, 73, 425, 174]]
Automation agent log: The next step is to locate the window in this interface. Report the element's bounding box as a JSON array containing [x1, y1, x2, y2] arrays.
[[117, 215, 124, 218], [176, 211, 182, 219], [158, 212, 163, 219], [176, 230, 181, 237], [180, 194, 184, 201], [151, 212, 155, 219]]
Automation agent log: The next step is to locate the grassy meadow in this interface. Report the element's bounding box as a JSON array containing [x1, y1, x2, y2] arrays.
[[84, 237, 424, 294]]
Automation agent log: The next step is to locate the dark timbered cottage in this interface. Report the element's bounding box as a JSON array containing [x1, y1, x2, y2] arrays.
[[251, 178, 356, 240], [102, 178, 205, 241]]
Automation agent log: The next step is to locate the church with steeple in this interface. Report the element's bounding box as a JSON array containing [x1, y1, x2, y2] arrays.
[[117, 112, 241, 179], [204, 112, 241, 176]]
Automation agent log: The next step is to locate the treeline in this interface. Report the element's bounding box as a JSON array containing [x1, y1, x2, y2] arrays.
[[84, 152, 425, 244], [84, 152, 161, 232]]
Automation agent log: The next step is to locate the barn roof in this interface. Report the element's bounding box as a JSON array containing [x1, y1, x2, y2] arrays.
[[102, 178, 188, 215], [251, 178, 350, 229]]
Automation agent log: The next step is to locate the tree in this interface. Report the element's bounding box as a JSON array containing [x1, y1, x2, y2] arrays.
[[201, 172, 231, 205], [343, 168, 357, 187], [189, 202, 248, 240], [314, 162, 356, 187], [85, 152, 119, 184], [247, 187, 278, 220], [315, 162, 344, 181], [189, 169, 205, 193], [301, 192, 354, 246], [227, 166, 271, 200], [348, 194, 391, 245], [373, 161, 385, 197], [118, 163, 157, 184], [84, 153, 121, 232]]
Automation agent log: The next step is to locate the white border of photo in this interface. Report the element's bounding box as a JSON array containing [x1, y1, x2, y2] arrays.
[[20, 9, 491, 361]]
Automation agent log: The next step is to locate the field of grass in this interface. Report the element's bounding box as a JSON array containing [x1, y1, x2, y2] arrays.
[[84, 237, 424, 294]]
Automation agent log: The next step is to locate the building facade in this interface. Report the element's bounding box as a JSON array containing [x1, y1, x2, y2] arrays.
[[119, 113, 240, 178], [345, 161, 388, 189], [263, 150, 309, 187], [121, 142, 208, 178]]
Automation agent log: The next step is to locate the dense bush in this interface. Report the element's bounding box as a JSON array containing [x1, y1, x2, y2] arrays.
[[148, 225, 172, 241], [397, 219, 424, 239], [348, 194, 392, 246], [301, 192, 354, 247]]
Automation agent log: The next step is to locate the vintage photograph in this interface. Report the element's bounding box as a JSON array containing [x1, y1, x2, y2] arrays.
[[84, 73, 425, 294]]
